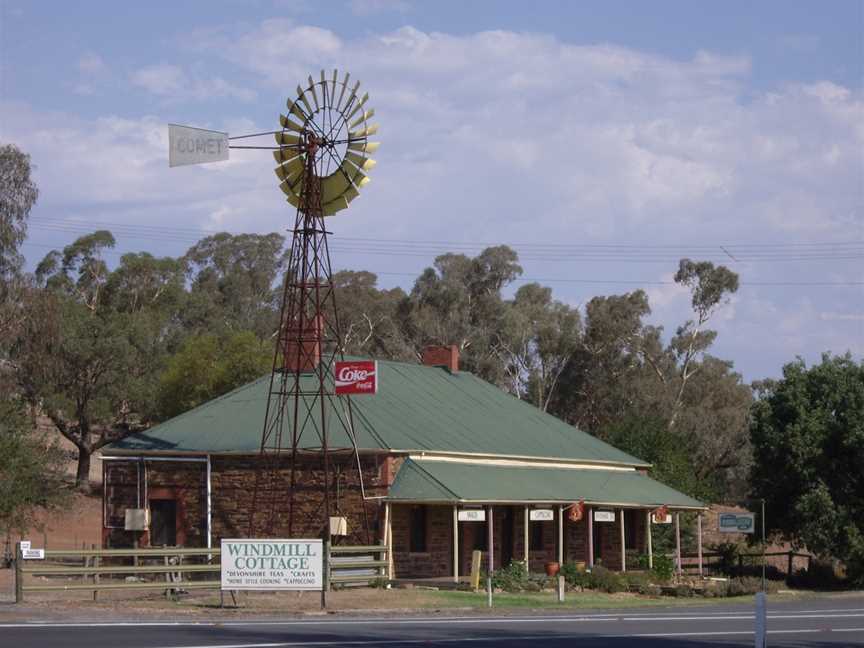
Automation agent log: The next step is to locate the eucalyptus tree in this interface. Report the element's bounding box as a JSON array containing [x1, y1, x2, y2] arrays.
[[15, 232, 184, 489], [403, 245, 522, 385], [0, 144, 38, 345]]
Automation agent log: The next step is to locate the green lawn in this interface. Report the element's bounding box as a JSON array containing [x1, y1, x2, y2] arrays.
[[424, 589, 760, 610]]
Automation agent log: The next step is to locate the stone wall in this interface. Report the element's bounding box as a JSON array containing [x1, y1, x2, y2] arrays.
[[103, 460, 206, 548], [103, 453, 395, 549], [210, 453, 391, 546]]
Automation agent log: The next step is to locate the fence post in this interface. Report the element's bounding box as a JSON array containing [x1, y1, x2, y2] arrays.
[[787, 551, 793, 580], [92, 544, 99, 602], [14, 542, 23, 604], [321, 539, 330, 610]]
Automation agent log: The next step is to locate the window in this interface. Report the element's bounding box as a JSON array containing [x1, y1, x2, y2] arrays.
[[409, 505, 427, 552], [625, 510, 638, 549], [473, 521, 488, 551], [531, 521, 544, 549]]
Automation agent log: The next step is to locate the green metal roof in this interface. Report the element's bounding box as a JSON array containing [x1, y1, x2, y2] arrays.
[[388, 459, 704, 509], [109, 359, 648, 467]]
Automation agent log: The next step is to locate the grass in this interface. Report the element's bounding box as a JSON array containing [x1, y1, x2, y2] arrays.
[[423, 589, 761, 610]]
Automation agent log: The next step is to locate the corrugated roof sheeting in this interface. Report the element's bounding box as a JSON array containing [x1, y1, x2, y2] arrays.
[[388, 459, 705, 509], [111, 359, 647, 466]]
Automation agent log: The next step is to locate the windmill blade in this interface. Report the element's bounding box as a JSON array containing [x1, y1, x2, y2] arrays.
[[347, 140, 380, 154], [336, 72, 350, 111], [346, 93, 370, 121], [273, 148, 300, 165], [319, 70, 328, 107], [343, 81, 361, 114], [322, 196, 349, 216], [286, 99, 307, 122], [297, 85, 313, 116], [330, 69, 338, 105], [348, 108, 375, 130], [274, 158, 304, 183], [275, 132, 301, 146], [343, 184, 360, 203], [308, 75, 319, 111], [346, 151, 376, 171], [280, 114, 304, 132], [321, 165, 354, 203], [348, 123, 379, 139]]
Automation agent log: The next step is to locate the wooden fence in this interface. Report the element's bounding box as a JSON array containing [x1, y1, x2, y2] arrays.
[[677, 550, 812, 577], [14, 543, 387, 603]]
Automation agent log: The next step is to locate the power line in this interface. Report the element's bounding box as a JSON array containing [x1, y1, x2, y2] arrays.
[[18, 241, 864, 288], [24, 220, 864, 263]]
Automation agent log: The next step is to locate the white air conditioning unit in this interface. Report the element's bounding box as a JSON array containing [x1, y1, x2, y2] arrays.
[[329, 516, 348, 536], [124, 508, 150, 531]]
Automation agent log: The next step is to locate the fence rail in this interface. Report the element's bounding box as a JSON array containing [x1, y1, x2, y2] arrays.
[[14, 542, 389, 602]]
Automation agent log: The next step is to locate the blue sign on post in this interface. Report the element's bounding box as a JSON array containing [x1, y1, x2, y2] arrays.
[[719, 512, 755, 533]]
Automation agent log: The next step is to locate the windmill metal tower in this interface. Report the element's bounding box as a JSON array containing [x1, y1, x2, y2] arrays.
[[248, 70, 379, 542]]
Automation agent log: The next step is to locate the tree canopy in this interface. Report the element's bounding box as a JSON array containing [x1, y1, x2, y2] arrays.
[[750, 353, 864, 584]]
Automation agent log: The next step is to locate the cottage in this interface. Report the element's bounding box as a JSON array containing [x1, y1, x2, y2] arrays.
[[103, 346, 704, 579]]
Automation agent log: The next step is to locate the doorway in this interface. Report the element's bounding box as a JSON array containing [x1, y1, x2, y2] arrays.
[[501, 507, 514, 568], [592, 521, 604, 564], [150, 499, 177, 546]]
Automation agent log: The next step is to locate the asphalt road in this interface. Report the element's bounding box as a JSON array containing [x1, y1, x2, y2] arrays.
[[1, 598, 862, 647]]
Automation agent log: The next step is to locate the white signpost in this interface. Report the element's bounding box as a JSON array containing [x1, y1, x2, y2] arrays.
[[458, 509, 486, 522], [529, 509, 554, 522], [168, 124, 230, 167], [220, 539, 323, 591], [594, 510, 616, 523], [719, 512, 755, 534]]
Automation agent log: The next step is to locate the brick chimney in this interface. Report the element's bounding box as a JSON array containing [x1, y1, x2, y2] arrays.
[[422, 345, 459, 373], [282, 315, 323, 372]]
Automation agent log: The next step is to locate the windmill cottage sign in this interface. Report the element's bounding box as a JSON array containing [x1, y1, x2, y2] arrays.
[[221, 539, 323, 590]]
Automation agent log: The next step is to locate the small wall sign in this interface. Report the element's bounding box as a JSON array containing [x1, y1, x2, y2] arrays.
[[529, 509, 554, 521], [594, 510, 616, 523], [457, 509, 486, 522]]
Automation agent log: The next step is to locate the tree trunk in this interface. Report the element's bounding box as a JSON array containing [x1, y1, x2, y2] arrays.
[[75, 449, 92, 491]]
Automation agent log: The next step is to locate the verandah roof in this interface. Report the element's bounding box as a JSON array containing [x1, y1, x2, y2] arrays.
[[387, 459, 705, 510]]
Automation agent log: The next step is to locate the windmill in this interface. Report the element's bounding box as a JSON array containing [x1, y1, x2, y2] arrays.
[[247, 71, 380, 543]]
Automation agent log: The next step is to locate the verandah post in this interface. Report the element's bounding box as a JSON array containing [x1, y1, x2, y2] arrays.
[[646, 510, 653, 570], [486, 505, 494, 608], [14, 542, 23, 604]]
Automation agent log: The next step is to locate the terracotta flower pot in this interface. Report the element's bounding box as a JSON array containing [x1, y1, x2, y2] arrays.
[[545, 561, 560, 577]]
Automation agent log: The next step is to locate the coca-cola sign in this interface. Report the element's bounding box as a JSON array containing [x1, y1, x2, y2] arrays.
[[334, 360, 378, 395]]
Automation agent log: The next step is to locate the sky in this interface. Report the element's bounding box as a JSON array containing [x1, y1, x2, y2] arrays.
[[1, 0, 862, 382]]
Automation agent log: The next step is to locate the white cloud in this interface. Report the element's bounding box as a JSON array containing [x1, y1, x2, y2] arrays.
[[5, 22, 863, 379], [78, 52, 106, 74], [130, 64, 256, 103], [349, 0, 411, 15]]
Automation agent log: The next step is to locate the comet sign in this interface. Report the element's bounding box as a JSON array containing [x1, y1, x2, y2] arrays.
[[168, 124, 229, 167], [334, 360, 377, 395]]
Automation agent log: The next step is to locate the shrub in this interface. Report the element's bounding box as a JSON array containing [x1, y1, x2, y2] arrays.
[[587, 566, 626, 593], [673, 584, 694, 597], [560, 562, 589, 589], [651, 554, 674, 582], [639, 583, 662, 597], [490, 560, 529, 592]]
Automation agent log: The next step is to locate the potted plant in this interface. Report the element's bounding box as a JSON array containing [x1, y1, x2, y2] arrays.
[[545, 561, 560, 577]]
